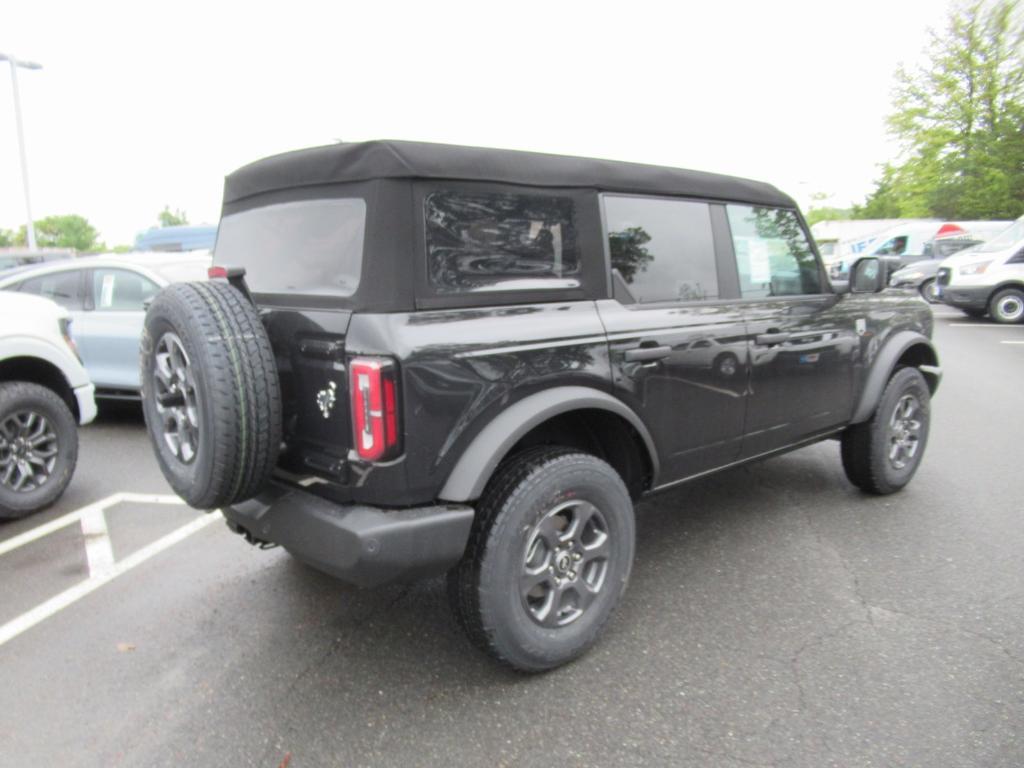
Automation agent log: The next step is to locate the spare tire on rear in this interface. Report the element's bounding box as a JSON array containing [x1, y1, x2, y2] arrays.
[[140, 281, 282, 510]]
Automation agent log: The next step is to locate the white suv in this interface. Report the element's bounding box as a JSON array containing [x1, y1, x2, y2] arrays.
[[937, 216, 1024, 323], [0, 293, 97, 517]]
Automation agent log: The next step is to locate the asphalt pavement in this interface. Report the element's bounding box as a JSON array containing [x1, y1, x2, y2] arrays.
[[0, 309, 1021, 768]]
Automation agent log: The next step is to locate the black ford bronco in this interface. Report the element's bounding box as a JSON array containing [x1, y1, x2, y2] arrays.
[[140, 141, 941, 671]]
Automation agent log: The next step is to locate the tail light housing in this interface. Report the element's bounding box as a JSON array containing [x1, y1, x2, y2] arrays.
[[349, 356, 401, 461]]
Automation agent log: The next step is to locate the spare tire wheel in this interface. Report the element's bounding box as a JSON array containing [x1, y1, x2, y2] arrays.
[[140, 281, 282, 509]]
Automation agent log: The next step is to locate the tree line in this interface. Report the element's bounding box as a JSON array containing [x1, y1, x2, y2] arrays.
[[814, 0, 1023, 224], [0, 206, 189, 252]]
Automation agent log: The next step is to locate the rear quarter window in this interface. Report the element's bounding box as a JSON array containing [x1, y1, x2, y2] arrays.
[[424, 190, 581, 293]]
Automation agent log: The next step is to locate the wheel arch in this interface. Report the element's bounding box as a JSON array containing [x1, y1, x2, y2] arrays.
[[0, 356, 79, 421], [850, 332, 940, 424], [437, 387, 659, 503]]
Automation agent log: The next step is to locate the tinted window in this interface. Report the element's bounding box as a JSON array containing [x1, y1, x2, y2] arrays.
[[215, 199, 366, 296], [18, 270, 82, 309], [604, 196, 718, 303], [875, 236, 908, 256], [726, 205, 822, 298], [425, 190, 580, 293], [91, 269, 159, 311]]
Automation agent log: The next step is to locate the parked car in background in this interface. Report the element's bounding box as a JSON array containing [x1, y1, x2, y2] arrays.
[[889, 223, 996, 303], [0, 252, 211, 397], [0, 293, 96, 517], [937, 216, 1024, 322], [0, 248, 74, 276]]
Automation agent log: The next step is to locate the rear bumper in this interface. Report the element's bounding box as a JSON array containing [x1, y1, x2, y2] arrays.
[[941, 284, 989, 312], [223, 484, 474, 587]]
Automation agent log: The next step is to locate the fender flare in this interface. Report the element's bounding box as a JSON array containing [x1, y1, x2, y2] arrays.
[[850, 331, 941, 424], [437, 386, 659, 503]]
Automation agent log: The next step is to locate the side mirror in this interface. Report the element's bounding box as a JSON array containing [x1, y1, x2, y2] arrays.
[[850, 257, 884, 293]]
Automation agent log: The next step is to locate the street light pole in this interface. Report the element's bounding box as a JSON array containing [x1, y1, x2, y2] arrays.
[[0, 53, 42, 252]]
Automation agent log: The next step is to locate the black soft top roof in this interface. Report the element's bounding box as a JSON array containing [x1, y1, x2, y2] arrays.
[[223, 140, 795, 209]]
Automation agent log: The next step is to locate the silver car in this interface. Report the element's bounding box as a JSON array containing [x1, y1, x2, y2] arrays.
[[0, 253, 210, 397]]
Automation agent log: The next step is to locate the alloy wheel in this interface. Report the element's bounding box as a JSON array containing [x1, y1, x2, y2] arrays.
[[0, 410, 58, 492], [887, 393, 922, 470], [153, 332, 200, 464], [521, 499, 611, 627]]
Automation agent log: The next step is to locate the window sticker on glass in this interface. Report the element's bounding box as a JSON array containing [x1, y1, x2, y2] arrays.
[[100, 273, 116, 309], [747, 238, 772, 284]]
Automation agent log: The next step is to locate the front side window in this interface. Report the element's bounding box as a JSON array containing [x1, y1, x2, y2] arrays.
[[18, 270, 82, 310], [604, 196, 718, 303], [425, 190, 580, 293], [726, 205, 822, 298], [91, 269, 159, 311], [875, 236, 908, 256]]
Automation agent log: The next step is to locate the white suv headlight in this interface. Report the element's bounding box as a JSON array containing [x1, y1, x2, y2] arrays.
[[958, 260, 992, 275]]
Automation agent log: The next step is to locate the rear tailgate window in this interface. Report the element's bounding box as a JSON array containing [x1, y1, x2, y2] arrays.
[[215, 198, 366, 296]]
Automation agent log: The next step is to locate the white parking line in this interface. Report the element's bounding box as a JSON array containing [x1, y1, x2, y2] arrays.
[[1000, 340, 1024, 345], [0, 492, 183, 558], [0, 513, 221, 648], [948, 323, 1024, 328]]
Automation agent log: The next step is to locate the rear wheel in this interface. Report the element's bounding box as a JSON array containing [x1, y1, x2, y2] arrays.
[[988, 287, 1024, 324], [140, 281, 282, 509], [447, 447, 635, 672], [0, 382, 78, 518], [841, 367, 930, 495]]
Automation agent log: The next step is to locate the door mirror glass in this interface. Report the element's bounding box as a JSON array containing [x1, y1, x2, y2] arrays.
[[850, 257, 883, 293]]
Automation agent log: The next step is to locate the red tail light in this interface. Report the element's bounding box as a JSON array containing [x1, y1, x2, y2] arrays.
[[350, 357, 401, 461]]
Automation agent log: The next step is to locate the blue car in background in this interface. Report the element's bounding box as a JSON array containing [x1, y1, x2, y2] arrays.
[[134, 224, 217, 252], [0, 252, 211, 398]]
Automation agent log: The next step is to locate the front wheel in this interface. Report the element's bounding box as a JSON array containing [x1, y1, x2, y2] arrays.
[[0, 382, 79, 518], [988, 287, 1024, 324], [840, 367, 930, 495], [919, 278, 941, 304], [447, 448, 635, 672]]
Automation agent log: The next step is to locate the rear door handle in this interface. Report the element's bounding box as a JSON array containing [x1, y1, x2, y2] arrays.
[[755, 332, 790, 346], [624, 345, 671, 362]]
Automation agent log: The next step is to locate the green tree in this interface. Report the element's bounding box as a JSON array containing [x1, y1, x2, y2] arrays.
[[158, 206, 189, 227], [0, 229, 15, 248], [857, 1, 1024, 220], [17, 215, 101, 251]]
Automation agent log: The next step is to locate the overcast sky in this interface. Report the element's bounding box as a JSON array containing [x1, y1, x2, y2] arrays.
[[1, 0, 948, 246]]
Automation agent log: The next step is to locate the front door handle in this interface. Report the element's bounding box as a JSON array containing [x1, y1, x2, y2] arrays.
[[755, 331, 790, 346], [624, 345, 672, 362]]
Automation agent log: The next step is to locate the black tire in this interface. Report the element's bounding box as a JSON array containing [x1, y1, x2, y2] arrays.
[[140, 281, 282, 509], [0, 382, 78, 518], [987, 287, 1024, 324], [840, 367, 930, 495], [919, 278, 941, 304], [447, 447, 635, 672]]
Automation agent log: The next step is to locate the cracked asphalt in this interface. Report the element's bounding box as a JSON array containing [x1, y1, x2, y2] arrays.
[[0, 308, 1021, 767]]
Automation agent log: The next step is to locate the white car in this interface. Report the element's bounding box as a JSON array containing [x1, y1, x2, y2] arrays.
[[0, 252, 211, 397], [0, 293, 97, 517], [936, 216, 1024, 323]]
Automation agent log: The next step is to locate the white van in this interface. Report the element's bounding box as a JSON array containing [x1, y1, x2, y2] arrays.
[[937, 216, 1024, 322]]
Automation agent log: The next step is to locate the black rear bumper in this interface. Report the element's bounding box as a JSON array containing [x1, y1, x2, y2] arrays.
[[223, 484, 474, 587]]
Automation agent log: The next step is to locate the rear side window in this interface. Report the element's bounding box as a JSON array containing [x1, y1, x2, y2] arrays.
[[215, 198, 366, 296], [91, 268, 159, 311], [726, 205, 823, 298], [603, 196, 719, 303], [424, 190, 580, 293], [17, 270, 82, 310]]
